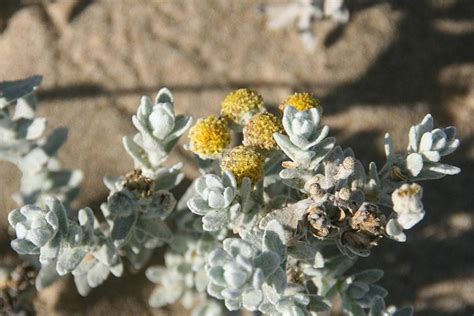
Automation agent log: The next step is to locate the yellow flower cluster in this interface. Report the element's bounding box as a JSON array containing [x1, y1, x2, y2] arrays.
[[221, 146, 264, 185], [243, 112, 284, 151], [188, 115, 231, 159], [220, 89, 264, 125], [187, 89, 322, 185], [279, 92, 321, 112]]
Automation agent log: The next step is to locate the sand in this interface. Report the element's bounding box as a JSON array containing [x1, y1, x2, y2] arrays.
[[0, 0, 472, 315]]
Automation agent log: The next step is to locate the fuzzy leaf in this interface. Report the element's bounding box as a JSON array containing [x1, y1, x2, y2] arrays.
[[223, 266, 248, 289], [8, 208, 26, 227], [36, 263, 60, 291], [263, 220, 287, 259], [56, 244, 87, 276], [188, 197, 212, 215], [155, 87, 174, 104], [46, 197, 68, 237], [202, 210, 229, 231], [111, 214, 136, 247], [136, 218, 172, 243], [406, 153, 423, 177], [11, 239, 39, 255], [0, 75, 42, 108], [122, 136, 150, 168], [43, 127, 68, 156], [87, 262, 110, 288], [39, 234, 61, 264], [353, 269, 384, 284], [26, 118, 46, 140], [266, 267, 287, 293], [427, 163, 460, 175], [74, 274, 92, 296], [369, 296, 386, 316], [208, 248, 232, 267], [254, 251, 280, 277], [384, 133, 394, 159], [310, 137, 336, 167], [154, 163, 184, 190], [242, 289, 263, 311]]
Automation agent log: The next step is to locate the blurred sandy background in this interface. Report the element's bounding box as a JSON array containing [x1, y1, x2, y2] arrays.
[[0, 0, 473, 315]]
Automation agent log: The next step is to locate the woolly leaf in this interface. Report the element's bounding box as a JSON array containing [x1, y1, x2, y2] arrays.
[[262, 220, 287, 259], [56, 244, 87, 276], [0, 75, 42, 108], [369, 296, 386, 316], [11, 239, 39, 255], [254, 251, 280, 277], [202, 210, 229, 231], [353, 269, 384, 284], [36, 263, 60, 291], [242, 289, 263, 311], [87, 262, 110, 288], [111, 214, 136, 247]]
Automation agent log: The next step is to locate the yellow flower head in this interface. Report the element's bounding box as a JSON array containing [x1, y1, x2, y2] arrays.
[[188, 115, 231, 159], [279, 92, 321, 112], [221, 146, 264, 185], [243, 112, 284, 151], [221, 89, 264, 126]]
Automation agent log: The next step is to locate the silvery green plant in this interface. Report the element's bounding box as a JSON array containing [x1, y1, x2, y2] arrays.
[[274, 106, 335, 169], [205, 220, 287, 311], [381, 114, 460, 182], [101, 173, 176, 270], [187, 171, 258, 233], [123, 88, 192, 179], [4, 80, 461, 316], [3, 77, 193, 299], [188, 172, 241, 232], [260, 0, 349, 52], [0, 76, 82, 207], [146, 235, 221, 313]]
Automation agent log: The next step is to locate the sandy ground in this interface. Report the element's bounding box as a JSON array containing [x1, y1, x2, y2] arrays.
[[0, 0, 473, 315]]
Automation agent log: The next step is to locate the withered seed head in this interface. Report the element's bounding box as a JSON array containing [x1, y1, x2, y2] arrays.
[[342, 156, 356, 171], [286, 267, 306, 285], [309, 183, 325, 199], [350, 203, 386, 236], [337, 187, 351, 201], [306, 205, 332, 239], [124, 169, 154, 198]]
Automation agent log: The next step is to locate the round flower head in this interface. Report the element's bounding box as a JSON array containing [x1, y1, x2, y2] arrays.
[[188, 115, 231, 159], [220, 89, 264, 126], [221, 146, 264, 185], [243, 112, 284, 151], [279, 92, 321, 112]]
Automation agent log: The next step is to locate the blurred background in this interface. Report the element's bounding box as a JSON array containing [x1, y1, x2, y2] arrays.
[[0, 0, 473, 315]]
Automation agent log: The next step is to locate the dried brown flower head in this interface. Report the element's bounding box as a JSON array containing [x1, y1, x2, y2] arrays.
[[306, 205, 332, 239], [350, 203, 386, 236], [124, 169, 154, 198]]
